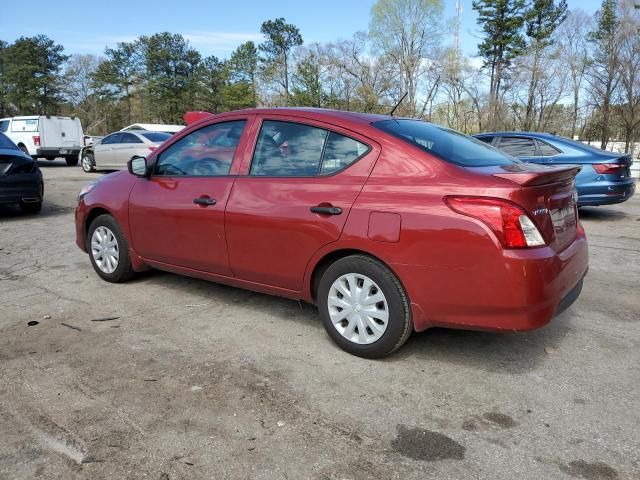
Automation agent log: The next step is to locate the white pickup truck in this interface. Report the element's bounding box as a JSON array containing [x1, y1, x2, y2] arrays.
[[0, 116, 84, 166]]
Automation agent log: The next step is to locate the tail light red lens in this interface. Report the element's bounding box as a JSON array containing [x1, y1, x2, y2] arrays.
[[593, 163, 623, 174], [444, 196, 546, 248], [33, 135, 41, 147]]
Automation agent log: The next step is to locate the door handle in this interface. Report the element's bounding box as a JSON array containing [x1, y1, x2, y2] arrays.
[[310, 205, 342, 215], [193, 196, 216, 206]]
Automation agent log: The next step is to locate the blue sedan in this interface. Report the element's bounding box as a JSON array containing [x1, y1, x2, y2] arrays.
[[474, 132, 636, 206]]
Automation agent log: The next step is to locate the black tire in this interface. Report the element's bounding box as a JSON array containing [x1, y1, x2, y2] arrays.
[[87, 214, 135, 283], [18, 145, 29, 156], [65, 155, 79, 166], [20, 200, 42, 214], [317, 255, 412, 359], [81, 153, 95, 172]]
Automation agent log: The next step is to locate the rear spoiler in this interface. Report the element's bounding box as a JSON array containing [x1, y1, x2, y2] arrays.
[[183, 111, 214, 125], [493, 165, 581, 186]]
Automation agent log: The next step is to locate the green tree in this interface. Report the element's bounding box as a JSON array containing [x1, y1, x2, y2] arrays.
[[2, 35, 68, 115], [140, 33, 202, 123], [195, 55, 227, 113], [259, 18, 303, 105], [523, 0, 568, 130], [291, 50, 324, 107], [92, 41, 142, 124], [369, 0, 443, 116], [227, 41, 258, 107], [587, 0, 621, 148], [473, 0, 529, 129]]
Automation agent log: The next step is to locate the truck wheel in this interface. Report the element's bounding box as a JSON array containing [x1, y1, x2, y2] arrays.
[[81, 153, 95, 172], [65, 155, 79, 166]]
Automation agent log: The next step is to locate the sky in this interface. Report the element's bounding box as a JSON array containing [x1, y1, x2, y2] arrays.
[[1, 0, 606, 60]]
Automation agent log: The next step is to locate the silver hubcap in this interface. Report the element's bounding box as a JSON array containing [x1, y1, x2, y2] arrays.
[[91, 226, 119, 274], [327, 273, 389, 344], [82, 156, 91, 171]]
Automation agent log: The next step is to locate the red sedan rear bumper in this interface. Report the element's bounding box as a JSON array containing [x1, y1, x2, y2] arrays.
[[395, 230, 589, 333]]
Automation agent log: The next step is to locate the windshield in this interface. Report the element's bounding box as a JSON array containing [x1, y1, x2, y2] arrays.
[[141, 132, 171, 143], [373, 119, 519, 167], [0, 120, 9, 133], [0, 133, 18, 150]]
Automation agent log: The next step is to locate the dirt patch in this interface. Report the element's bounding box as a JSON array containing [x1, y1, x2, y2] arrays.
[[560, 460, 618, 479], [483, 412, 518, 428], [391, 425, 465, 461]]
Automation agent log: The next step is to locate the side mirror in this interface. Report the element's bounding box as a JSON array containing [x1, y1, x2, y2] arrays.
[[128, 155, 149, 177]]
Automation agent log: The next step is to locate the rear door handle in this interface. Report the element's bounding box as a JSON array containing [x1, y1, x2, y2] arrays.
[[310, 205, 342, 215], [193, 196, 216, 206]]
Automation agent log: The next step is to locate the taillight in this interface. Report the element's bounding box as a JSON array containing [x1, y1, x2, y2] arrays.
[[33, 135, 40, 147], [444, 196, 546, 248], [593, 163, 623, 174]]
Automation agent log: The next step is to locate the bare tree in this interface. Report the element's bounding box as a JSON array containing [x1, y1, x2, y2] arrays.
[[617, 0, 640, 154]]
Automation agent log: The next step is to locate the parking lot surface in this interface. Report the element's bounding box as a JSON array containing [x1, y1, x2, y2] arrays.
[[1, 162, 639, 479]]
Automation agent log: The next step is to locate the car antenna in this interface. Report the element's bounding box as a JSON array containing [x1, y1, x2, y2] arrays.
[[388, 92, 408, 116]]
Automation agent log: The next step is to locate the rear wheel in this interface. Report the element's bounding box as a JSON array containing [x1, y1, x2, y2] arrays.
[[81, 153, 95, 172], [18, 145, 29, 156], [65, 155, 79, 166], [87, 214, 134, 283], [317, 255, 412, 358]]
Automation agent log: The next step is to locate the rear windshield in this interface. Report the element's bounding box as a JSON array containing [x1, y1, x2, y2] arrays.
[[141, 132, 171, 143], [0, 133, 18, 150], [373, 119, 519, 167]]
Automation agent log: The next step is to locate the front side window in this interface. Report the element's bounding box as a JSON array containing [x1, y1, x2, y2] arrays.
[[250, 120, 369, 177], [100, 133, 121, 145], [497, 137, 538, 157], [373, 119, 518, 167], [155, 120, 246, 176], [141, 132, 171, 143]]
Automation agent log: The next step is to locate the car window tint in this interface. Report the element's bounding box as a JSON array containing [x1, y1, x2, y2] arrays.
[[536, 139, 561, 156], [0, 133, 18, 150], [497, 137, 538, 157], [120, 133, 143, 144], [11, 119, 38, 132], [250, 121, 328, 177], [320, 132, 369, 175], [100, 134, 118, 145], [476, 136, 494, 144], [155, 120, 246, 176], [141, 132, 171, 143], [0, 120, 9, 133], [373, 119, 517, 167]]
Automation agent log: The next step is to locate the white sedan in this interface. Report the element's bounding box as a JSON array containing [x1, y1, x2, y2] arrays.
[[81, 130, 171, 172]]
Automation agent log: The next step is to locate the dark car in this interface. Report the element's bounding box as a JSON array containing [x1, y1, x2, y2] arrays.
[[75, 109, 588, 358], [0, 132, 44, 213], [474, 132, 636, 206]]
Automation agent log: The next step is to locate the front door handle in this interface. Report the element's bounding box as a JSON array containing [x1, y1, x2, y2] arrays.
[[310, 205, 342, 215], [193, 196, 216, 206]]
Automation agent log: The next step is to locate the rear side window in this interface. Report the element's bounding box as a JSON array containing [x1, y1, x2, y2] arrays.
[[373, 119, 517, 167], [141, 132, 171, 143], [120, 133, 143, 144], [0, 133, 18, 150], [155, 120, 246, 176], [476, 135, 494, 145], [496, 137, 537, 157], [536, 139, 561, 156], [250, 120, 369, 177], [11, 119, 38, 132]]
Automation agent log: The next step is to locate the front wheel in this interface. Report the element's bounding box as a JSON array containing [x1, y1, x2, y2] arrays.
[[87, 214, 135, 283], [81, 153, 95, 172], [317, 255, 412, 358]]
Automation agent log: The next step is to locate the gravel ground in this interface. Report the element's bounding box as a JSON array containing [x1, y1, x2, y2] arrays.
[[0, 161, 638, 480]]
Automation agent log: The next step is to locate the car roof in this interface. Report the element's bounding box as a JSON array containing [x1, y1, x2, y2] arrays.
[[474, 131, 559, 139], [212, 107, 393, 126]]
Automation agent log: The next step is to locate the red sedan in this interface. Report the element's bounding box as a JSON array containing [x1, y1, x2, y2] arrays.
[[75, 109, 588, 358]]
